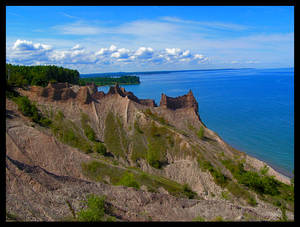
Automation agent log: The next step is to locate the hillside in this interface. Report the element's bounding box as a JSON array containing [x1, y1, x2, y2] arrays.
[[6, 82, 294, 222]]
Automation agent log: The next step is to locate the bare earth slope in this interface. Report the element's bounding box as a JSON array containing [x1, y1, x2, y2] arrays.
[[6, 83, 293, 221]]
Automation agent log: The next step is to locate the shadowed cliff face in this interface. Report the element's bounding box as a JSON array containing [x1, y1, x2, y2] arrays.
[[6, 83, 293, 222], [160, 90, 198, 112]]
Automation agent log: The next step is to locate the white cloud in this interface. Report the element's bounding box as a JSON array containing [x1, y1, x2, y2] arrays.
[[12, 39, 52, 51], [7, 40, 209, 71], [134, 47, 154, 59]]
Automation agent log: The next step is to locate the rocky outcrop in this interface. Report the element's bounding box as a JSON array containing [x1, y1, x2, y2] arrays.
[[104, 83, 157, 107], [76, 86, 93, 104], [160, 90, 198, 113]]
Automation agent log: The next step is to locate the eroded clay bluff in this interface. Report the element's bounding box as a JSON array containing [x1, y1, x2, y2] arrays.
[[6, 83, 293, 221]]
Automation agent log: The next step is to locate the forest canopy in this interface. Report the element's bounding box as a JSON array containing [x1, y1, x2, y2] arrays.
[[79, 75, 140, 86], [6, 64, 80, 87]]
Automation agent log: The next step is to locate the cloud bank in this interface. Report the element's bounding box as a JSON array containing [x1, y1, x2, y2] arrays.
[[7, 39, 209, 72]]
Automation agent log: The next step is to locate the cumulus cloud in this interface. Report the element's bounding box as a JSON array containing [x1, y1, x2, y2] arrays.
[[7, 39, 208, 70], [12, 39, 52, 51], [134, 47, 154, 60]]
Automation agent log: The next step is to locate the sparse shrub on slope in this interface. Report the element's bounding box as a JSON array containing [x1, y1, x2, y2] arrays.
[[12, 95, 52, 127], [117, 171, 140, 189], [76, 194, 106, 222]]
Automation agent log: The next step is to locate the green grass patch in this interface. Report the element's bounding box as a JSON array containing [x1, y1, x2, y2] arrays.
[[50, 111, 93, 154], [81, 113, 96, 142], [81, 160, 198, 199], [197, 156, 228, 188], [104, 112, 128, 158], [76, 194, 114, 222], [221, 158, 294, 209], [12, 95, 52, 127], [144, 108, 169, 126], [197, 126, 204, 139], [117, 171, 140, 189]]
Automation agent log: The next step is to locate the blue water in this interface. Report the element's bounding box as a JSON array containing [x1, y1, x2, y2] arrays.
[[97, 68, 294, 177]]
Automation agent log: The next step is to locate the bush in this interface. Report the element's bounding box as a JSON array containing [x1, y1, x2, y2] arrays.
[[118, 171, 140, 189], [84, 125, 96, 141], [94, 142, 107, 155], [183, 183, 197, 199], [146, 143, 162, 169], [13, 96, 52, 127], [222, 159, 280, 196], [247, 196, 257, 206], [197, 126, 204, 139], [76, 194, 106, 222]]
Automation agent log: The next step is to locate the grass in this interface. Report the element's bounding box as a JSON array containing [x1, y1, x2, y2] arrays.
[[81, 113, 96, 142], [12, 95, 52, 127], [50, 111, 95, 154], [197, 156, 228, 188], [104, 112, 128, 158], [197, 126, 204, 139], [221, 191, 230, 200], [192, 216, 206, 222], [81, 160, 198, 199], [144, 108, 169, 126], [221, 158, 294, 209], [117, 171, 140, 189], [76, 194, 116, 222]]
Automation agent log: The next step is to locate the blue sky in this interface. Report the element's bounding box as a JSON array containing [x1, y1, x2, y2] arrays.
[[6, 6, 294, 73]]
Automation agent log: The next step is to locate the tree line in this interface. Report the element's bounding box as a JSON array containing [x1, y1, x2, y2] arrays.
[[79, 75, 140, 86], [6, 64, 80, 87]]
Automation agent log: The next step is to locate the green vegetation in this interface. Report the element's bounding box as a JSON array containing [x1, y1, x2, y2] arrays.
[[222, 159, 280, 196], [221, 158, 294, 210], [197, 126, 204, 139], [221, 191, 230, 200], [94, 142, 107, 155], [81, 160, 198, 199], [81, 113, 96, 142], [192, 216, 206, 222], [197, 154, 258, 205], [144, 108, 169, 126], [79, 75, 140, 86], [76, 194, 115, 222], [50, 111, 93, 154], [6, 63, 79, 87], [6, 211, 22, 222], [12, 95, 52, 127], [197, 157, 228, 187], [212, 216, 224, 222], [260, 165, 269, 175], [145, 123, 170, 169], [117, 171, 140, 189], [182, 183, 198, 199], [104, 112, 128, 158]]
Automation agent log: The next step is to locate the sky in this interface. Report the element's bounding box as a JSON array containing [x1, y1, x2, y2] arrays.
[[6, 6, 294, 73]]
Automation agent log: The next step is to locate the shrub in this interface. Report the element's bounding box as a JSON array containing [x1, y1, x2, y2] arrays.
[[94, 142, 107, 155], [183, 183, 197, 199], [197, 126, 204, 139], [247, 196, 257, 206], [118, 171, 140, 189], [146, 142, 162, 169], [13, 96, 51, 127], [84, 125, 96, 141], [76, 194, 106, 222], [260, 165, 269, 175], [134, 121, 143, 134], [192, 216, 205, 222]]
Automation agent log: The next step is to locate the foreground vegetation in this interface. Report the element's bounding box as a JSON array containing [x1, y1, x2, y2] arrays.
[[81, 160, 198, 199]]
